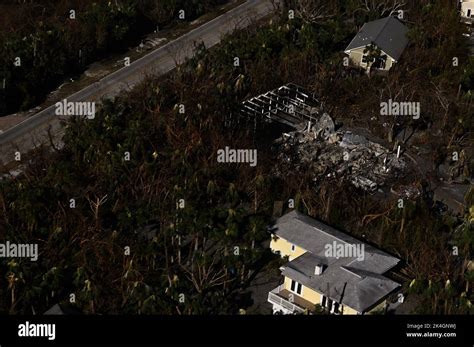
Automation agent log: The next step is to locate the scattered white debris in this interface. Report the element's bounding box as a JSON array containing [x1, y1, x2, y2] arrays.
[[273, 113, 407, 192]]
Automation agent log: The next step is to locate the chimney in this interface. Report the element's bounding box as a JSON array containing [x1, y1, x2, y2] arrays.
[[314, 264, 324, 275]]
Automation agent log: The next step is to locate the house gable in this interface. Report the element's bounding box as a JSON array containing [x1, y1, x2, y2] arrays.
[[268, 210, 401, 314], [345, 16, 409, 62]]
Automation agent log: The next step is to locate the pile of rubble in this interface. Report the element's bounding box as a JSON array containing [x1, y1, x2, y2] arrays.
[[273, 113, 406, 193]]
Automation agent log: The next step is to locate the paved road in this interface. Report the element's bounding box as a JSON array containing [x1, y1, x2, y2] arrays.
[[0, 0, 276, 165]]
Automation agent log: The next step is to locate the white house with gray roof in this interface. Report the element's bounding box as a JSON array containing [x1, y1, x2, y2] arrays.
[[344, 16, 409, 72], [268, 210, 400, 315]]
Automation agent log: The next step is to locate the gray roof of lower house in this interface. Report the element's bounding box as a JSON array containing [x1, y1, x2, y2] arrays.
[[271, 210, 401, 313], [344, 16, 409, 60], [44, 304, 66, 315], [282, 252, 400, 313], [43, 303, 81, 315]]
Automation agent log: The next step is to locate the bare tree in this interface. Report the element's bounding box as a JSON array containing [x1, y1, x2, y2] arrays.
[[355, 0, 406, 17], [294, 0, 336, 24]]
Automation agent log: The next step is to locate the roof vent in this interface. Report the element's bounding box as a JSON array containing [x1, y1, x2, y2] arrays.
[[314, 264, 324, 275]]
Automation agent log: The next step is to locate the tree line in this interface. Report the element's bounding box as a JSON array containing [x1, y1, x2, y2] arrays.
[[0, 0, 472, 314], [0, 0, 227, 116]]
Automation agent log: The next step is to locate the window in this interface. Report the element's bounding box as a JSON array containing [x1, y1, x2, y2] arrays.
[[326, 298, 333, 311], [290, 244, 296, 252], [332, 302, 340, 314], [468, 9, 472, 17], [361, 54, 368, 65], [321, 295, 342, 314], [290, 280, 302, 295], [321, 295, 337, 312], [372, 56, 387, 70]]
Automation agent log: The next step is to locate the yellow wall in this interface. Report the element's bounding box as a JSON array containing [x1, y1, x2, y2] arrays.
[[348, 49, 364, 68], [283, 276, 320, 309], [270, 235, 306, 260], [282, 276, 360, 315], [283, 276, 293, 291], [366, 299, 387, 314], [462, 2, 474, 18], [301, 285, 321, 305], [282, 276, 321, 304], [342, 305, 358, 315]]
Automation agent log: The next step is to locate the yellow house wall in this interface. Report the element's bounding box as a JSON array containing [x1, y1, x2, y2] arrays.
[[386, 58, 394, 70], [283, 276, 322, 305], [283, 276, 292, 291], [366, 299, 387, 314], [270, 235, 306, 260], [283, 276, 361, 315], [462, 2, 474, 18], [348, 49, 364, 67], [341, 305, 358, 315]]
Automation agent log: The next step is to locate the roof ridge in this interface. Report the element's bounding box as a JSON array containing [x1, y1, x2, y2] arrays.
[[373, 16, 395, 47], [344, 266, 394, 281], [340, 265, 363, 279], [292, 212, 353, 244], [311, 223, 351, 245], [344, 15, 408, 60], [283, 211, 392, 254]]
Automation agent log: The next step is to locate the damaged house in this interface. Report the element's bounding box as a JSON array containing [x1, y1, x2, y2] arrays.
[[238, 83, 321, 128], [239, 84, 407, 193], [273, 117, 406, 193]]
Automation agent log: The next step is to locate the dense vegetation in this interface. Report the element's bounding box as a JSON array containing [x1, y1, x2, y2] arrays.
[[0, 76, 277, 314], [0, 0, 226, 116], [0, 0, 472, 314]]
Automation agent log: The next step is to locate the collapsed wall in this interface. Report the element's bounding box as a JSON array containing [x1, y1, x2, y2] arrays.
[[239, 83, 409, 194], [273, 115, 406, 193]]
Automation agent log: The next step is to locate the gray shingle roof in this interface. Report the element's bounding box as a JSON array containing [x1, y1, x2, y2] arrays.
[[344, 16, 409, 60], [271, 210, 400, 313], [43, 303, 81, 315], [44, 304, 65, 315]]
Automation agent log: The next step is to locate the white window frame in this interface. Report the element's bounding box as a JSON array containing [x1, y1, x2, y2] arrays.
[[331, 301, 341, 314], [320, 295, 326, 306], [320, 295, 337, 312], [361, 53, 368, 67], [290, 280, 303, 295]]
